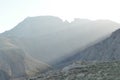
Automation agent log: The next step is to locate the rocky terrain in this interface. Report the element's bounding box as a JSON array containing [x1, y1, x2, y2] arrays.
[[29, 61, 120, 80]]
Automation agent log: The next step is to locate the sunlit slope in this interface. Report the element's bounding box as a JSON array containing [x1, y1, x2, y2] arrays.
[[0, 37, 50, 79]]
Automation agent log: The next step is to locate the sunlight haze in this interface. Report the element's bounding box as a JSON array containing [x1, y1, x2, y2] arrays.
[[0, 0, 120, 33]]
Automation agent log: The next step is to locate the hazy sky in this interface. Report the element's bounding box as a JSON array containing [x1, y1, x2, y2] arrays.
[[0, 0, 120, 33]]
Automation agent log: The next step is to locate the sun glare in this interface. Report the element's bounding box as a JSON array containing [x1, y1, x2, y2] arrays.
[[0, 0, 120, 32]]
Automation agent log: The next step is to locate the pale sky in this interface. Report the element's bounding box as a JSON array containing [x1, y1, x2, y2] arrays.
[[0, 0, 120, 33]]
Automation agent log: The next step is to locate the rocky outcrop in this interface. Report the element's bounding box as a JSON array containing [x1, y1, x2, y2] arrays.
[[29, 61, 120, 80]]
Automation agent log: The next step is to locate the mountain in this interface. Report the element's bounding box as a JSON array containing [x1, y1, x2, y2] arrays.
[[1, 16, 119, 64], [78, 28, 120, 61], [28, 27, 120, 80], [57, 28, 120, 68], [29, 61, 120, 80], [0, 16, 120, 79], [0, 37, 50, 80]]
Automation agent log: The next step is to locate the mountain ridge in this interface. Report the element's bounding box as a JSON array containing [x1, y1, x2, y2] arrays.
[[0, 16, 120, 80], [56, 28, 120, 68], [1, 16, 120, 64]]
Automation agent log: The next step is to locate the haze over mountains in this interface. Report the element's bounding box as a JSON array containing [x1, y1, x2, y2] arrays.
[[0, 16, 120, 80], [30, 27, 120, 80], [1, 16, 119, 64], [56, 26, 120, 68]]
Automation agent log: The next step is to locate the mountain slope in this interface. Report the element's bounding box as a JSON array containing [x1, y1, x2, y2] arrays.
[[57, 28, 120, 68], [0, 16, 120, 79], [74, 28, 120, 61], [1, 16, 119, 64], [29, 61, 120, 80], [0, 37, 50, 80]]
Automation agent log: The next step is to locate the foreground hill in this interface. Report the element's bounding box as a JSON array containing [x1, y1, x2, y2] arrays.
[[29, 61, 120, 80], [1, 16, 119, 64], [0, 37, 50, 80]]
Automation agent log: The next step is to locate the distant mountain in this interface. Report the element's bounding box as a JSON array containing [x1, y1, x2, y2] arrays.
[[1, 16, 119, 64], [57, 28, 120, 68], [0, 37, 50, 80], [0, 16, 120, 80]]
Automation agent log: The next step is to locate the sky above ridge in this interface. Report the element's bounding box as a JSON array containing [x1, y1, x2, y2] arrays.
[[0, 0, 120, 33]]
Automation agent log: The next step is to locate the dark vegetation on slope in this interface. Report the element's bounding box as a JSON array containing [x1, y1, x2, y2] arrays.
[[29, 61, 120, 80]]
